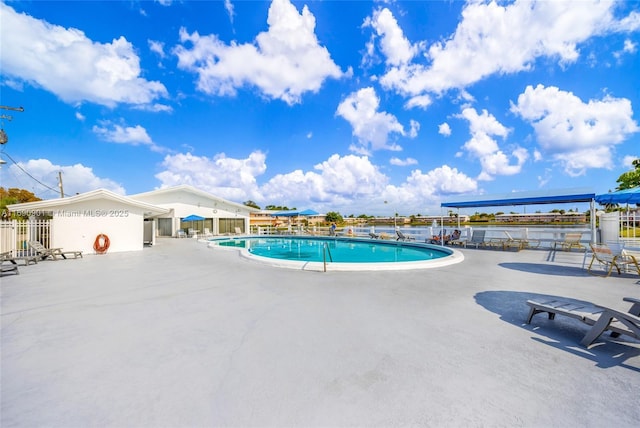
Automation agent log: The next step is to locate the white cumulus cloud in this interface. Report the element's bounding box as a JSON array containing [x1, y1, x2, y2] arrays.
[[148, 40, 166, 58], [370, 1, 637, 101], [92, 121, 165, 153], [155, 151, 268, 202], [511, 84, 639, 176], [390, 157, 418, 166], [173, 0, 344, 105], [458, 107, 528, 181], [364, 8, 420, 66], [6, 159, 125, 197], [0, 3, 168, 107], [262, 154, 389, 206], [336, 87, 416, 153], [438, 122, 452, 137], [153, 150, 478, 214]]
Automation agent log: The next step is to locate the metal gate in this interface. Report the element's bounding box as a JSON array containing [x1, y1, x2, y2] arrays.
[[0, 220, 51, 255]]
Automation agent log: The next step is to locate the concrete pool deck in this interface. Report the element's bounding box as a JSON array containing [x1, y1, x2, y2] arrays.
[[1, 237, 639, 427]]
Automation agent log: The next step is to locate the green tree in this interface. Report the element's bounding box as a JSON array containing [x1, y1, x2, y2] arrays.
[[616, 158, 640, 190], [325, 211, 343, 224], [1, 187, 41, 219], [264, 204, 295, 211], [243, 200, 260, 209]]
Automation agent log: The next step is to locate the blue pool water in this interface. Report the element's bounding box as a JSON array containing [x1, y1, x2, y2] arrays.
[[211, 236, 449, 263]]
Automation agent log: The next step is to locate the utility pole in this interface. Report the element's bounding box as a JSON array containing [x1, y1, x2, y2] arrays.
[[58, 171, 64, 198]]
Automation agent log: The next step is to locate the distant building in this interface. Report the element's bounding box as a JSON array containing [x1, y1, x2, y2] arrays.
[[250, 210, 326, 227], [367, 216, 411, 225], [250, 210, 278, 227], [495, 212, 586, 223], [412, 215, 471, 224]]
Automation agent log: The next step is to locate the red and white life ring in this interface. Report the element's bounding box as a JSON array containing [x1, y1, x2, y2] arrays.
[[93, 234, 110, 254]]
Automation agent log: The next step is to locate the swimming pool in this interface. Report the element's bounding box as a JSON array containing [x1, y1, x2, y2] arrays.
[[207, 236, 464, 271]]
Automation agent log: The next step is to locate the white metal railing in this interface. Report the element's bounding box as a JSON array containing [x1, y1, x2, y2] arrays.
[[0, 220, 51, 256], [248, 224, 595, 248], [620, 211, 639, 242]]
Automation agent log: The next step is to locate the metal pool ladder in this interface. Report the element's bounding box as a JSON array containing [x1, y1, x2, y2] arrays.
[[323, 242, 333, 272]]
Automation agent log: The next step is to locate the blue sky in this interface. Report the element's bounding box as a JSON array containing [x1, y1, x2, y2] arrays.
[[1, 0, 639, 216]]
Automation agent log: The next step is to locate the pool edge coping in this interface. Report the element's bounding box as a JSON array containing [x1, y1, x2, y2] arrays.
[[204, 235, 465, 272]]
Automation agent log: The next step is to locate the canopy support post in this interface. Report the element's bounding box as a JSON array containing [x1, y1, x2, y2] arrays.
[[590, 199, 596, 244]]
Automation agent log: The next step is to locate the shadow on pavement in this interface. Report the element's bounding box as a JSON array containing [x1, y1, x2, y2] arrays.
[[474, 290, 640, 372], [498, 262, 590, 276]]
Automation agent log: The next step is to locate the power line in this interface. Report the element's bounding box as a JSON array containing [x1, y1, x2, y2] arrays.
[[0, 151, 71, 197]]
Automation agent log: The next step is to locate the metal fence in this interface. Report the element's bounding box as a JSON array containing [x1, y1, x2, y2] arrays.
[[0, 220, 51, 256], [620, 211, 640, 247], [620, 211, 638, 237]]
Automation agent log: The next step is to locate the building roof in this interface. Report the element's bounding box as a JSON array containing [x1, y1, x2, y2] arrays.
[[7, 189, 170, 216], [130, 185, 259, 212], [441, 188, 595, 209]]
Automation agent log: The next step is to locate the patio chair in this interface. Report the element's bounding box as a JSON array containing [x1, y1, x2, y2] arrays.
[[396, 230, 415, 241], [621, 247, 640, 276], [587, 243, 639, 277], [28, 240, 82, 260], [1, 251, 19, 276], [234, 227, 243, 235], [493, 231, 523, 251], [502, 230, 540, 251], [526, 297, 640, 348], [429, 229, 446, 244], [553, 232, 584, 252], [369, 232, 380, 239], [447, 230, 468, 246], [1, 250, 38, 266], [464, 230, 486, 249], [484, 232, 513, 251]]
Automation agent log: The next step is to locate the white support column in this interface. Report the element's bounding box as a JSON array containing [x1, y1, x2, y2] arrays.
[[590, 199, 596, 244]]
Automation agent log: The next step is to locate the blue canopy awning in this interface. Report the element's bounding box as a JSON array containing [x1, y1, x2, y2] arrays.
[[441, 188, 595, 208], [595, 187, 640, 205], [182, 214, 205, 222], [273, 209, 319, 217], [298, 209, 319, 216]]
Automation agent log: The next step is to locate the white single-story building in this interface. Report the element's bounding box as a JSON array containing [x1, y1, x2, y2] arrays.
[[7, 185, 257, 254], [130, 185, 256, 237], [7, 189, 169, 254]]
